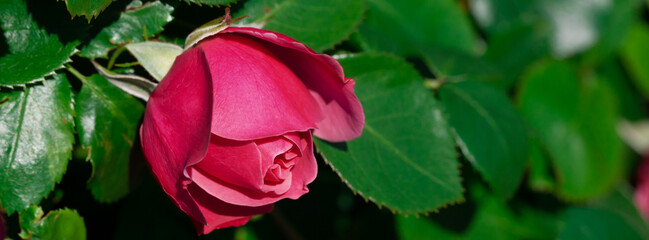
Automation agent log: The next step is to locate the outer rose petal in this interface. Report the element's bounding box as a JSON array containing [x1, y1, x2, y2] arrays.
[[188, 132, 317, 207], [140, 47, 213, 224], [187, 183, 273, 234], [221, 27, 365, 142], [199, 34, 323, 141]]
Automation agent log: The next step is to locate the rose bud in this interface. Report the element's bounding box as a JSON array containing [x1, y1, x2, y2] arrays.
[[139, 26, 364, 234]]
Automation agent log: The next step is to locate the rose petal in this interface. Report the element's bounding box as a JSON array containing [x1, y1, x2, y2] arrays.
[[140, 47, 213, 224], [199, 34, 323, 141], [188, 133, 317, 207], [221, 27, 365, 142], [195, 135, 264, 191], [187, 183, 273, 235]]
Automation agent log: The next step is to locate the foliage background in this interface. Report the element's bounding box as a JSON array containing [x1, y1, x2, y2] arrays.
[[1, 0, 649, 239]]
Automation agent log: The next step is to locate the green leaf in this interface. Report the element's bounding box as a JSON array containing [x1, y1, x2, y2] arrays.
[[518, 61, 624, 200], [0, 0, 78, 87], [357, 0, 477, 56], [0, 74, 75, 215], [397, 184, 560, 240], [125, 41, 182, 81], [182, 0, 238, 6], [236, 0, 365, 52], [587, 185, 649, 239], [79, 1, 174, 58], [315, 53, 462, 214], [76, 74, 144, 202], [64, 0, 114, 21], [559, 187, 649, 240], [560, 208, 644, 240], [527, 138, 556, 192], [19, 206, 86, 240], [439, 79, 528, 197], [597, 57, 647, 121], [482, 25, 550, 89], [621, 23, 649, 99], [420, 47, 500, 81]]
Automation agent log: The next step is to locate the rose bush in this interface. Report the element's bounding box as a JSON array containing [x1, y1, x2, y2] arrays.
[[139, 26, 365, 234]]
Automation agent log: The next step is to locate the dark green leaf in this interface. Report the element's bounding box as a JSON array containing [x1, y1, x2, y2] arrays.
[[76, 74, 144, 202], [518, 61, 624, 199], [527, 138, 556, 192], [19, 206, 86, 240], [482, 25, 550, 89], [0, 0, 78, 87], [182, 0, 238, 6], [0, 74, 75, 214], [587, 185, 649, 239], [559, 187, 649, 240], [357, 0, 477, 56], [397, 185, 560, 240], [439, 79, 528, 197], [64, 0, 114, 21], [560, 208, 643, 240], [79, 1, 174, 58], [315, 53, 462, 214], [597, 57, 647, 121], [236, 0, 364, 52], [621, 23, 649, 99]]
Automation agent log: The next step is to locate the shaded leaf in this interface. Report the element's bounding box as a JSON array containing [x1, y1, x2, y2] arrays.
[[357, 0, 477, 56], [440, 79, 528, 197], [19, 206, 86, 240], [597, 57, 647, 121], [236, 0, 365, 52], [125, 41, 182, 81], [482, 24, 550, 89], [0, 0, 78, 87], [64, 0, 114, 21], [315, 53, 462, 214], [79, 1, 174, 58], [0, 74, 75, 214], [76, 74, 144, 202], [397, 184, 560, 240], [621, 23, 649, 99], [518, 61, 624, 199]]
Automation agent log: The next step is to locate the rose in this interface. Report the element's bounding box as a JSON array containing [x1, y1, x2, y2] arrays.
[[139, 26, 364, 234]]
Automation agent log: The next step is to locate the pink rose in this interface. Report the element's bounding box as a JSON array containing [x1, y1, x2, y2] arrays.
[[139, 26, 364, 234]]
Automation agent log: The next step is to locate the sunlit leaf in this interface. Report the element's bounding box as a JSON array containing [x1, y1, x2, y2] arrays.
[[0, 74, 75, 214], [19, 206, 86, 240], [315, 53, 462, 214], [64, 0, 114, 21], [79, 1, 174, 58], [357, 0, 477, 56], [0, 0, 77, 87], [236, 0, 364, 52]]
